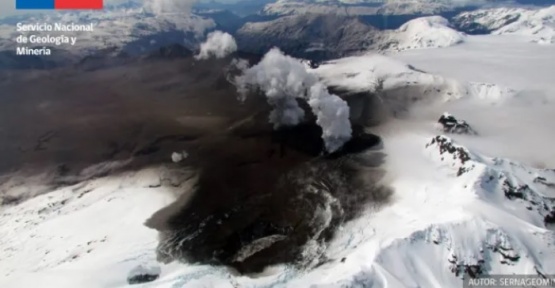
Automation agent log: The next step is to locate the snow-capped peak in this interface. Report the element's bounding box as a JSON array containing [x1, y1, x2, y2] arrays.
[[391, 16, 466, 51], [262, 0, 496, 16]]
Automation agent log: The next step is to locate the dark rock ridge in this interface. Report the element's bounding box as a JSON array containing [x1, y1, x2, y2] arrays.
[[486, 170, 555, 230], [545, 211, 555, 226], [438, 113, 478, 135], [427, 136, 471, 163], [127, 265, 161, 285], [534, 176, 555, 188], [427, 135, 555, 229], [448, 253, 485, 279], [452, 11, 521, 35], [235, 13, 381, 61], [426, 136, 476, 177]]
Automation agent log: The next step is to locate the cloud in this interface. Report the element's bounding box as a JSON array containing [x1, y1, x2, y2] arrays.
[[195, 31, 238, 60], [235, 48, 352, 152], [308, 83, 352, 152], [143, 0, 197, 15]]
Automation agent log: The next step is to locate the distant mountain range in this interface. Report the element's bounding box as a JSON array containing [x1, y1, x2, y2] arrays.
[[453, 5, 555, 43], [0, 0, 553, 69], [258, 0, 550, 16]]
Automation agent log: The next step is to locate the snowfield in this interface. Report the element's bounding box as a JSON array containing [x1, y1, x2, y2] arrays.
[[455, 5, 555, 44], [0, 167, 177, 287], [311, 51, 515, 105], [285, 132, 555, 287], [388, 16, 465, 51], [1, 34, 555, 287], [393, 34, 555, 97]]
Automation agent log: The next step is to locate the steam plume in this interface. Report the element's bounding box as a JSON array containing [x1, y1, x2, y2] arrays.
[[196, 31, 238, 60], [235, 48, 352, 152]]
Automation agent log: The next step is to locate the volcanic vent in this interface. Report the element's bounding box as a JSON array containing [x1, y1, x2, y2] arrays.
[[145, 82, 391, 274]]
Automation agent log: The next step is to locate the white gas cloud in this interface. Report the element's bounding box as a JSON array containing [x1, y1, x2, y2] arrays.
[[195, 31, 238, 60], [235, 48, 352, 152], [308, 83, 352, 152]]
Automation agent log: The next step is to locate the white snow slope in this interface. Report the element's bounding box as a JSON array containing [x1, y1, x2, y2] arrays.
[[0, 167, 177, 287], [384, 16, 466, 51], [392, 34, 555, 103], [1, 34, 555, 287], [455, 5, 555, 44], [312, 51, 513, 105]]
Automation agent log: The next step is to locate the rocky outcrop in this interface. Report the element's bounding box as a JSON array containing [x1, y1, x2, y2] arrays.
[[127, 265, 161, 285], [437, 113, 477, 135]]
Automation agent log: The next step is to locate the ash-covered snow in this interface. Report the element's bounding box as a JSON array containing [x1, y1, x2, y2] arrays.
[[1, 34, 555, 287]]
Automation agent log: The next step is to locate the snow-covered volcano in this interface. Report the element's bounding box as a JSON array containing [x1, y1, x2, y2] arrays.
[[1, 23, 555, 288], [381, 16, 466, 51]]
